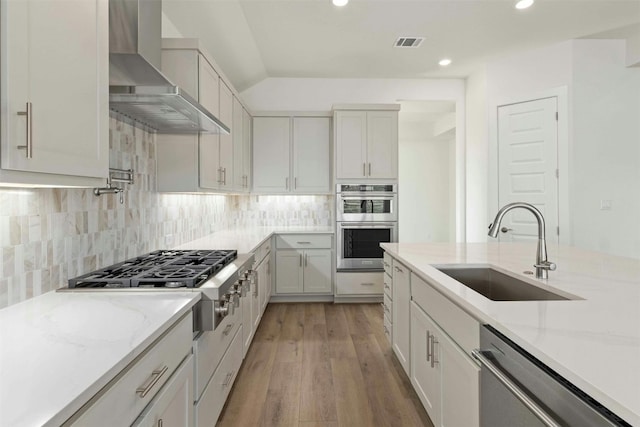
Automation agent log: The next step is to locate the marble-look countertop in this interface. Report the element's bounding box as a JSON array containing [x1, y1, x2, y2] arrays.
[[174, 225, 335, 253], [0, 291, 200, 427], [381, 242, 640, 426]]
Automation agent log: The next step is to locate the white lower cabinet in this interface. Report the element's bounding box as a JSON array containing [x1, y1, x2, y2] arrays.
[[195, 325, 243, 426], [132, 354, 194, 427], [65, 313, 193, 426], [392, 259, 410, 376], [410, 300, 480, 427], [274, 234, 332, 295]]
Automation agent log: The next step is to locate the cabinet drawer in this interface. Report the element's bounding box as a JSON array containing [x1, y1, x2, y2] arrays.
[[193, 303, 242, 400], [336, 272, 383, 295], [411, 272, 479, 356], [383, 314, 392, 345], [383, 252, 393, 276], [383, 292, 392, 320], [195, 325, 244, 426], [383, 273, 392, 298], [253, 238, 271, 265], [276, 234, 332, 249], [69, 313, 193, 426]]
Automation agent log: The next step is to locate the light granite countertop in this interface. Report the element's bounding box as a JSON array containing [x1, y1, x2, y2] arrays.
[[174, 225, 335, 253], [0, 291, 200, 427], [381, 241, 640, 426], [0, 225, 333, 427]]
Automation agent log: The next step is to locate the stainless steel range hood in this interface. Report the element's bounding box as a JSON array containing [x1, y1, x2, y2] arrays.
[[109, 0, 229, 134]]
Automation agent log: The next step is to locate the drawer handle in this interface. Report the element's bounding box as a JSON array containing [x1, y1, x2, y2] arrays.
[[383, 262, 390, 268], [297, 241, 312, 244], [384, 283, 390, 290], [394, 266, 403, 273], [383, 304, 390, 313], [223, 370, 235, 387], [361, 282, 375, 286], [222, 323, 234, 336], [136, 365, 168, 398]]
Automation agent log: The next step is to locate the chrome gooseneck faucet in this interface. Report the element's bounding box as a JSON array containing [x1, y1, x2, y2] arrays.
[[488, 202, 556, 279]]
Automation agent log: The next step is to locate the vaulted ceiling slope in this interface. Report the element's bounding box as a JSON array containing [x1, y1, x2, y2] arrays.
[[163, 0, 640, 92]]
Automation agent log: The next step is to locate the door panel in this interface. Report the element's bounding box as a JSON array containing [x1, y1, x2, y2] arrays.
[[367, 111, 398, 179], [498, 98, 558, 243], [335, 111, 367, 179], [303, 249, 332, 293], [293, 117, 330, 193], [253, 117, 290, 192], [275, 250, 303, 294]]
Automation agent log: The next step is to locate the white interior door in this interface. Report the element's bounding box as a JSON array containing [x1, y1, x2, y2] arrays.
[[498, 97, 559, 243]]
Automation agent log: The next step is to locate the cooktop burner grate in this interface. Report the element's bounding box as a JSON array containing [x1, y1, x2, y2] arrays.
[[68, 249, 237, 289]]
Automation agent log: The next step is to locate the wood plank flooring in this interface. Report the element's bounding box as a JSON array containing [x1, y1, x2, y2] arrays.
[[216, 303, 434, 427]]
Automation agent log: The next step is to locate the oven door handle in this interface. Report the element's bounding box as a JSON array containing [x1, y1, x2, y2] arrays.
[[338, 222, 396, 228], [339, 196, 395, 201], [472, 349, 561, 427]]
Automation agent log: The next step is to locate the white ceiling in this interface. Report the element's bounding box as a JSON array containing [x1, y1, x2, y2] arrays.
[[163, 0, 640, 92]]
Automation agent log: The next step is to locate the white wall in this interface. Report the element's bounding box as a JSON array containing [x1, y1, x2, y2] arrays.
[[241, 77, 468, 241], [398, 119, 453, 243], [465, 66, 489, 242], [479, 39, 640, 259], [570, 39, 640, 258], [161, 12, 184, 38]]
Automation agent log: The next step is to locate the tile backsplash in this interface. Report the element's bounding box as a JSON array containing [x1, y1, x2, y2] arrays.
[[0, 118, 332, 309]]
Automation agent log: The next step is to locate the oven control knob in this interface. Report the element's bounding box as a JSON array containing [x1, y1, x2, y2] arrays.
[[233, 282, 247, 297], [227, 295, 236, 315], [214, 298, 229, 318]]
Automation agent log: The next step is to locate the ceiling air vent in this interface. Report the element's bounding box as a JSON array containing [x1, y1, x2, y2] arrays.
[[394, 37, 425, 48]]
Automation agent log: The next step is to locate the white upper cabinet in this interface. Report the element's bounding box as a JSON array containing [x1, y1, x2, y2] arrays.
[[252, 117, 291, 193], [157, 42, 247, 193], [0, 0, 108, 186], [334, 108, 398, 181], [292, 117, 331, 193], [218, 82, 233, 190], [252, 116, 331, 194], [232, 99, 252, 192]]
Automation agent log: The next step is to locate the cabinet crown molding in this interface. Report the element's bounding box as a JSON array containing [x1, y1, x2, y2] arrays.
[[332, 104, 401, 111]]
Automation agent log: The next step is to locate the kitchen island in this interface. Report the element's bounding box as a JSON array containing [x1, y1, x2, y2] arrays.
[[381, 241, 640, 426]]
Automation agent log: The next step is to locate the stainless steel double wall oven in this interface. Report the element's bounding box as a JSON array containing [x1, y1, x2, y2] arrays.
[[336, 184, 398, 271]]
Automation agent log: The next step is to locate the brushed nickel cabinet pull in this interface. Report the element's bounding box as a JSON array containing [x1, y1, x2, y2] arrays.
[[361, 282, 375, 286], [426, 331, 431, 362], [158, 420, 163, 427], [136, 365, 168, 398], [294, 177, 297, 189], [363, 162, 366, 176], [285, 177, 289, 190], [368, 162, 372, 176], [296, 241, 311, 244], [299, 253, 303, 267], [17, 102, 33, 158], [222, 323, 234, 336]]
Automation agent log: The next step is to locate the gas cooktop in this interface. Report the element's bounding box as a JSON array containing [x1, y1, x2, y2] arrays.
[[68, 249, 237, 289]]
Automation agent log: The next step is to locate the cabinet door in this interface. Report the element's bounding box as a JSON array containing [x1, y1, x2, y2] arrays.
[[410, 301, 441, 427], [440, 331, 480, 427], [242, 281, 253, 356], [275, 250, 303, 294], [198, 59, 221, 189], [197, 55, 219, 116], [132, 355, 194, 427], [232, 96, 244, 191], [253, 117, 290, 192], [392, 260, 411, 375], [292, 117, 330, 193], [335, 111, 367, 179], [303, 249, 332, 293], [218, 81, 233, 190], [1, 0, 108, 178], [366, 111, 398, 179], [252, 259, 263, 330], [261, 257, 271, 311], [242, 109, 252, 190]]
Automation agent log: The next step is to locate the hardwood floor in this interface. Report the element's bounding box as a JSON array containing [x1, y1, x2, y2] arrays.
[[216, 303, 434, 427]]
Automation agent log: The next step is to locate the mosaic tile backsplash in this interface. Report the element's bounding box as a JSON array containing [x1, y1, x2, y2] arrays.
[[0, 118, 332, 309]]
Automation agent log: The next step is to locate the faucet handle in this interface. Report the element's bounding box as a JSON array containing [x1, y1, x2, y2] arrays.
[[535, 261, 557, 271]]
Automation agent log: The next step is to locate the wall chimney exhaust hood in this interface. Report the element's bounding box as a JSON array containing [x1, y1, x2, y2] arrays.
[[109, 0, 229, 134]]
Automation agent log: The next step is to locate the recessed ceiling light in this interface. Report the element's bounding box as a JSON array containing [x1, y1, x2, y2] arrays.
[[333, 0, 348, 6], [515, 0, 534, 9], [439, 58, 452, 67]]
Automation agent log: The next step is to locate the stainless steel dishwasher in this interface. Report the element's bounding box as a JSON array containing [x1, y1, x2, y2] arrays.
[[472, 325, 631, 427]]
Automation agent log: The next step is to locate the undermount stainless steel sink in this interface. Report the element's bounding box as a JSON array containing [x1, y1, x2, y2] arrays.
[[435, 265, 572, 301]]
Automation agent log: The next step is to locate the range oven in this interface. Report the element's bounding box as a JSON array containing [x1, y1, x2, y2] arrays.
[[337, 184, 398, 271], [61, 249, 255, 334]]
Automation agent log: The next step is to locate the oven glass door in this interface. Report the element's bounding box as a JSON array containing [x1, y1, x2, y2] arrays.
[[338, 196, 397, 222], [337, 223, 396, 271]]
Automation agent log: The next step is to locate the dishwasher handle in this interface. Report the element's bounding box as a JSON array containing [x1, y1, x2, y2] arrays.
[[472, 349, 561, 427]]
